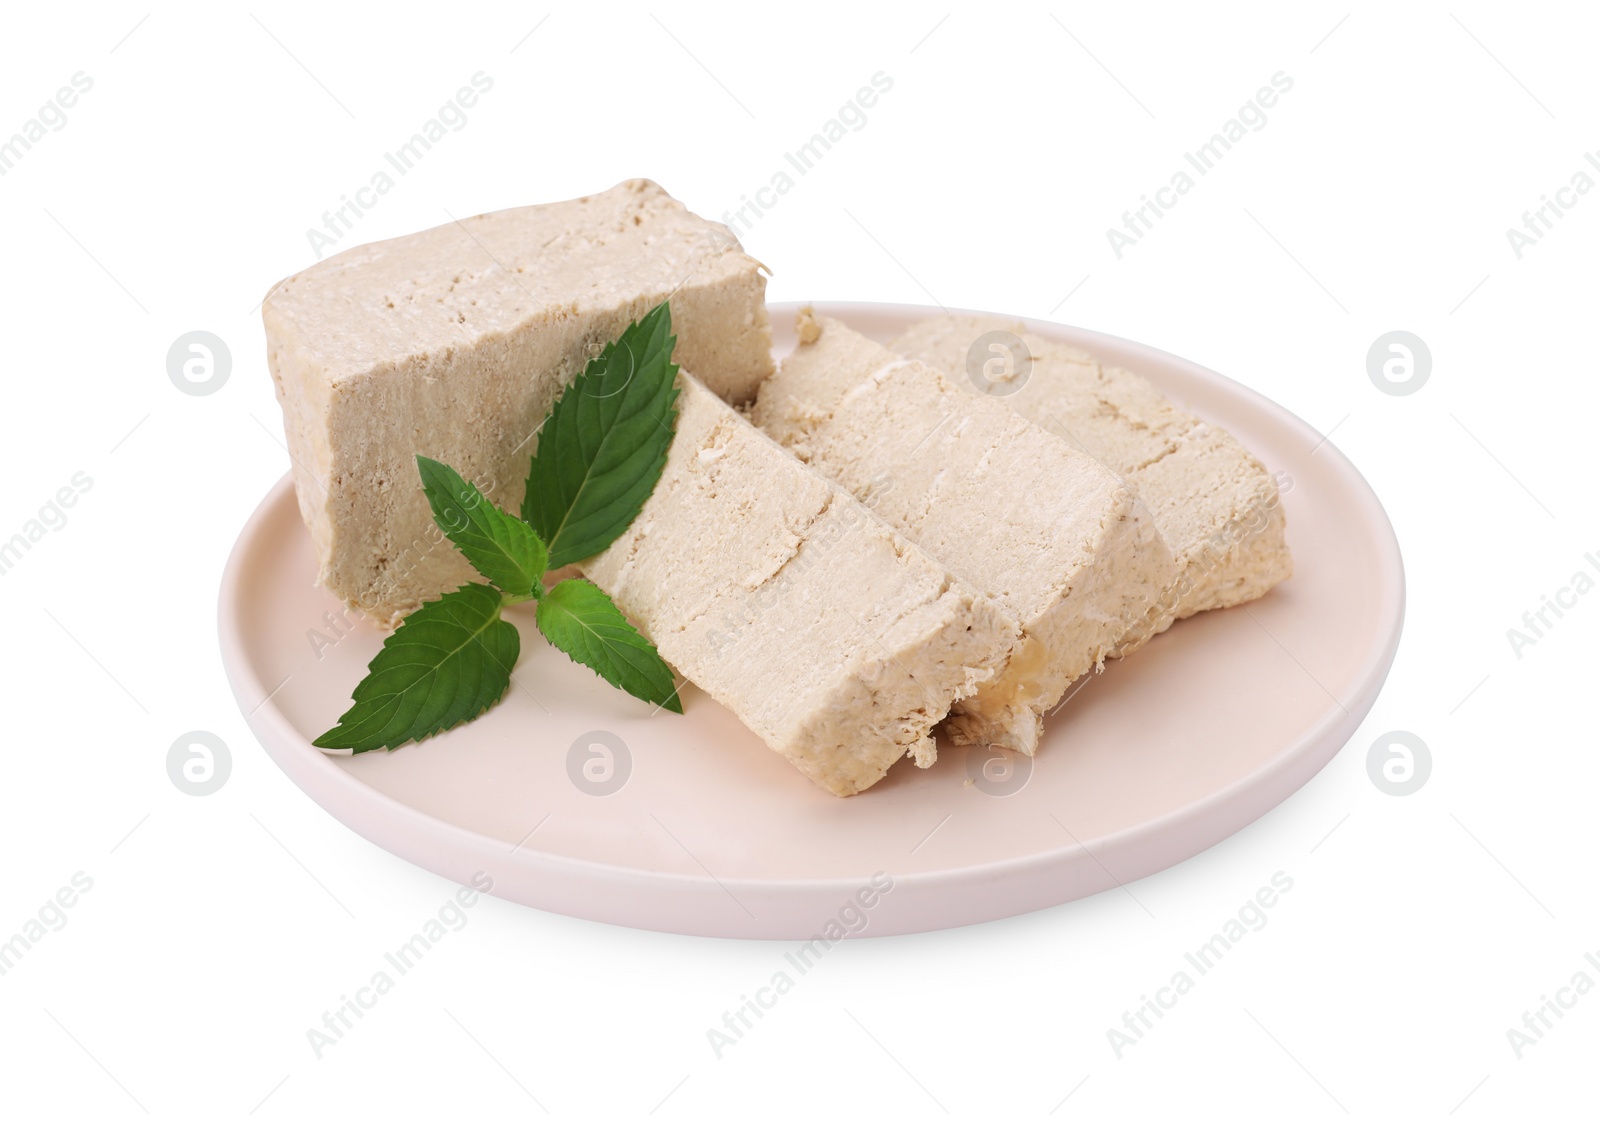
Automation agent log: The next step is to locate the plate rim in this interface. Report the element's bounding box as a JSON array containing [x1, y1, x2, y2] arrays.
[[219, 300, 1405, 936]]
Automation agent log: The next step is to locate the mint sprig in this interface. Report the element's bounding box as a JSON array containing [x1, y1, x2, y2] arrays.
[[522, 302, 680, 567], [315, 302, 682, 752]]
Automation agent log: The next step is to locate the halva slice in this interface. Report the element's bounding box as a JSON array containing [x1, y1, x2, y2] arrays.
[[582, 372, 1020, 797], [263, 179, 772, 627], [890, 315, 1292, 622], [749, 311, 1176, 756]]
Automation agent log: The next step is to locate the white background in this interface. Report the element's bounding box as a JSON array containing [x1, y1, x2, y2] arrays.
[[1, 1, 1595, 1123]]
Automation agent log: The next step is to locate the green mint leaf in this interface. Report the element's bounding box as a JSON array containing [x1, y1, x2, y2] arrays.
[[534, 578, 682, 713], [521, 301, 680, 568], [313, 584, 520, 752], [417, 456, 548, 599]]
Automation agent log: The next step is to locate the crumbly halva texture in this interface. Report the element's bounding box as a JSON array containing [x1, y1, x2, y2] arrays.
[[750, 311, 1177, 755], [263, 179, 773, 626], [582, 372, 1021, 797], [890, 315, 1293, 625]]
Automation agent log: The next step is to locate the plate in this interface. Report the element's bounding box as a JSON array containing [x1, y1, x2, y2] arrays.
[[219, 302, 1404, 939]]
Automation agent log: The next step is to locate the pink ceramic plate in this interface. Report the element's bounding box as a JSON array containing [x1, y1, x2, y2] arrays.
[[219, 302, 1403, 939]]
